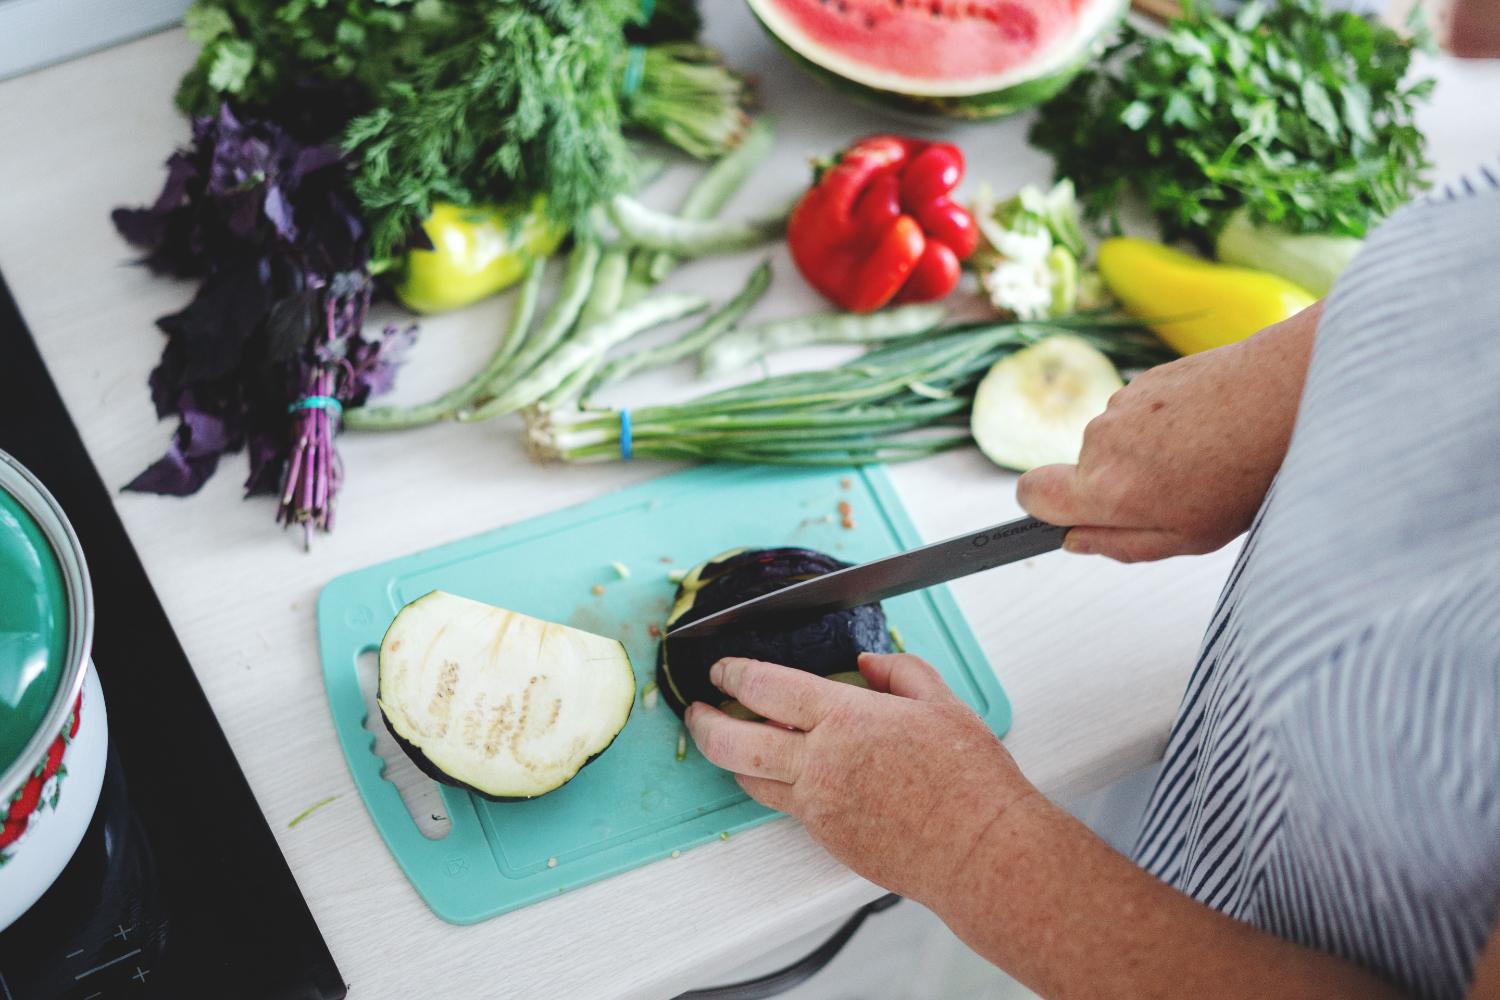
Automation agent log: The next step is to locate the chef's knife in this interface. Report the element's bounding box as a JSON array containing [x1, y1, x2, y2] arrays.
[[665, 515, 1068, 641]]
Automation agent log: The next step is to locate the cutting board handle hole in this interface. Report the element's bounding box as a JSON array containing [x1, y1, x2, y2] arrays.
[[357, 648, 454, 841]]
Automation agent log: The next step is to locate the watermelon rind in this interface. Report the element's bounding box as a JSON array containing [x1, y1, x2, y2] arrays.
[[746, 0, 1126, 121]]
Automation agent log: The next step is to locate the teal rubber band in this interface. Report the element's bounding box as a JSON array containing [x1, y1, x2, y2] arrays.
[[619, 409, 633, 461], [639, 0, 656, 22], [289, 395, 344, 417], [622, 46, 647, 98]]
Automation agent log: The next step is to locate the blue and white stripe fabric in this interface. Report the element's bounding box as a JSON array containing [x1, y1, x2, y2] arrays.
[[1133, 175, 1500, 998], [1435, 157, 1500, 201]]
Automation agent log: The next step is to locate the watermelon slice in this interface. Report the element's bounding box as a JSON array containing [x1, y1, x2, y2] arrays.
[[746, 0, 1125, 120]]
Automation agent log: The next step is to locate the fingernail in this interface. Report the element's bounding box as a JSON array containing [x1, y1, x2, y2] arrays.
[[1063, 534, 1091, 555], [685, 702, 699, 722], [709, 659, 726, 687]]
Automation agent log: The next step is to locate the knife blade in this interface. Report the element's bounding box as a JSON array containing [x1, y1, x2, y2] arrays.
[[665, 515, 1068, 641]]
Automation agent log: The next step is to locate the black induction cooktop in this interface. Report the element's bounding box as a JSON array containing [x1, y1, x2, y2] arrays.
[[0, 271, 344, 998]]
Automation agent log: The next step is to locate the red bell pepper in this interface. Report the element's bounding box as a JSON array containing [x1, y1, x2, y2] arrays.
[[787, 135, 979, 313]]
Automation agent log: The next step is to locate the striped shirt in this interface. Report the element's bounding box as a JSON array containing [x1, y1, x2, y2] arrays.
[[1133, 171, 1500, 999], [1436, 159, 1500, 201]]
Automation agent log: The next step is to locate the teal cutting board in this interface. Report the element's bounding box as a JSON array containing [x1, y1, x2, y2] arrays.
[[318, 465, 1009, 925]]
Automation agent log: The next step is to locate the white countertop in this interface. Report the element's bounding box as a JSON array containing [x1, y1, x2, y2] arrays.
[[1, 8, 1495, 998]]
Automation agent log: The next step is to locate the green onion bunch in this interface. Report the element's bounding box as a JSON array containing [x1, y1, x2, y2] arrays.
[[527, 318, 1170, 466]]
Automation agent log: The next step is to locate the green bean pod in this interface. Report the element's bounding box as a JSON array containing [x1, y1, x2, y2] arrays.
[[609, 196, 785, 257], [461, 293, 710, 421], [700, 302, 948, 377], [343, 257, 548, 431]]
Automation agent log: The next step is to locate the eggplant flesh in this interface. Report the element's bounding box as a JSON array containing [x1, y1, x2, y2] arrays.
[[378, 591, 635, 800], [657, 548, 893, 719]]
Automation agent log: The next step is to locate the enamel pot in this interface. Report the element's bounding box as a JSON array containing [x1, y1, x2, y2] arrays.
[[0, 449, 107, 931]]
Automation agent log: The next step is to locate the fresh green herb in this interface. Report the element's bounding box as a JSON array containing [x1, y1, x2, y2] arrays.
[[1029, 0, 1432, 245], [111, 108, 411, 538], [178, 1, 754, 256], [176, 0, 456, 135], [346, 3, 640, 256], [622, 44, 753, 160]]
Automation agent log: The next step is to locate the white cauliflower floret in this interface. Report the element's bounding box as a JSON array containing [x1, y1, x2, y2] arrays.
[[983, 257, 1056, 321], [989, 224, 1053, 265]]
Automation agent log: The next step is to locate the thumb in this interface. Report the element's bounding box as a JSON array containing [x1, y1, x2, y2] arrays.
[[1062, 526, 1186, 563], [858, 652, 960, 704], [1015, 463, 1088, 527]]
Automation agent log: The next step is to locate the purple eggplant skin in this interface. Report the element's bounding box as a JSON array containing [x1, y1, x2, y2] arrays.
[[657, 548, 894, 720], [379, 690, 631, 803]]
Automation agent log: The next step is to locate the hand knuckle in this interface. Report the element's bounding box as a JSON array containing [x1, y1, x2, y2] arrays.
[[798, 754, 837, 794], [704, 729, 738, 765], [1080, 411, 1111, 450], [721, 657, 749, 690], [738, 664, 771, 703], [779, 740, 805, 781], [1103, 384, 1134, 413], [1079, 463, 1121, 507]]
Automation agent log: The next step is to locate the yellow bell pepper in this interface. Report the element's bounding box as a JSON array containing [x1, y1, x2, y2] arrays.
[[394, 198, 566, 315], [1097, 237, 1316, 355]]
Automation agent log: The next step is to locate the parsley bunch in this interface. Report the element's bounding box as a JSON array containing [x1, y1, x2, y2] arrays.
[[176, 0, 751, 256], [177, 0, 458, 137], [1029, 0, 1433, 245]]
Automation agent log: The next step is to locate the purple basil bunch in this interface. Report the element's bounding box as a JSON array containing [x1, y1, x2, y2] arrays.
[[113, 105, 412, 542]]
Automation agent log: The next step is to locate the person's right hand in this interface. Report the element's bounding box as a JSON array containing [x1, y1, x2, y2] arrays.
[[1016, 302, 1321, 563]]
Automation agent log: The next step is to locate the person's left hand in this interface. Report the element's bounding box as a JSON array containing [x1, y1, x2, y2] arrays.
[[685, 652, 1038, 904]]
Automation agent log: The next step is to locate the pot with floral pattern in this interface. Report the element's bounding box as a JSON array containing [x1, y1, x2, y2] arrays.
[[0, 449, 107, 930]]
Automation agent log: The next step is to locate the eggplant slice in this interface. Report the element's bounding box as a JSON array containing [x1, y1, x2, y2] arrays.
[[657, 548, 893, 719], [378, 591, 635, 801]]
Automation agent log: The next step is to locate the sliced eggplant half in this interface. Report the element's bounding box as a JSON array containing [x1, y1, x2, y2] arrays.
[[656, 548, 893, 720], [378, 591, 635, 800], [970, 334, 1123, 472]]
